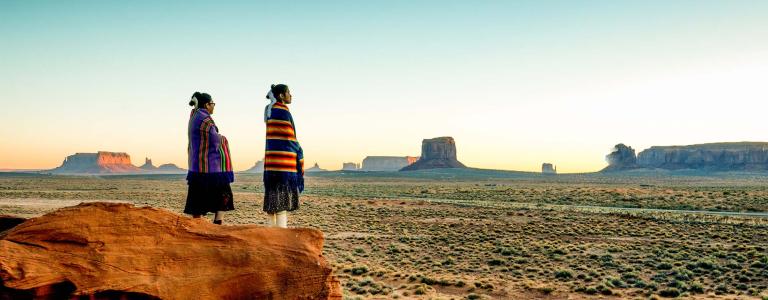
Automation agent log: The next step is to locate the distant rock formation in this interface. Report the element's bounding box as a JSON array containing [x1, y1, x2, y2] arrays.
[[156, 163, 186, 173], [342, 162, 360, 171], [242, 160, 265, 173], [542, 163, 557, 174], [401, 137, 466, 171], [602, 144, 638, 172], [306, 163, 327, 172], [636, 142, 768, 171], [51, 152, 141, 174], [361, 156, 419, 171], [601, 142, 768, 172], [0, 202, 342, 299], [139, 158, 156, 170]]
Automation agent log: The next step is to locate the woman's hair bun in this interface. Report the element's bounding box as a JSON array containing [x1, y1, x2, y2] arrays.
[[189, 91, 201, 107]]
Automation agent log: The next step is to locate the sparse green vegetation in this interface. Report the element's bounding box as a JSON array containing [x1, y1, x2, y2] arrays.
[[1, 172, 767, 299]]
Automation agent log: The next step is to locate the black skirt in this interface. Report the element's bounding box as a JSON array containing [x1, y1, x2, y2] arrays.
[[184, 182, 234, 215], [263, 184, 299, 214]]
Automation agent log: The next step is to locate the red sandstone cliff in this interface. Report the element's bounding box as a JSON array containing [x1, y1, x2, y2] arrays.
[[51, 152, 141, 174]]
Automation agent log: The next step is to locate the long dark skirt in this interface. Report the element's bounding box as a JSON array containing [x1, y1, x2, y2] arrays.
[[184, 183, 234, 215], [263, 184, 299, 214]]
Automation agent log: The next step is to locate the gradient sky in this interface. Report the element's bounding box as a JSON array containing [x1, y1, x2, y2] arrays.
[[1, 1, 767, 173]]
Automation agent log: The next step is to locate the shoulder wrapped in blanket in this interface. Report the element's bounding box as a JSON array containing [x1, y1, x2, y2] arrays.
[[187, 108, 234, 185], [264, 102, 304, 192]]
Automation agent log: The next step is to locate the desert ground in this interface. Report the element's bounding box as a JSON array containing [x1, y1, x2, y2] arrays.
[[1, 170, 767, 299]]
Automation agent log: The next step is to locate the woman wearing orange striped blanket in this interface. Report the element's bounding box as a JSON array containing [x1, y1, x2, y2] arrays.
[[263, 84, 303, 228]]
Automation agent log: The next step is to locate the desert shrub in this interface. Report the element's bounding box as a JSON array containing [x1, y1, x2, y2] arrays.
[[634, 280, 647, 288], [621, 272, 640, 284], [358, 277, 373, 286], [715, 284, 728, 294], [350, 266, 369, 275], [607, 277, 626, 288], [538, 287, 554, 294], [554, 269, 573, 279], [487, 259, 504, 266], [659, 288, 680, 298], [419, 276, 436, 286], [697, 259, 717, 270], [689, 282, 704, 293]]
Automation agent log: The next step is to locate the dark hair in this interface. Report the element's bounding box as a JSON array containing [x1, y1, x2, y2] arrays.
[[189, 92, 212, 108], [267, 84, 289, 101]]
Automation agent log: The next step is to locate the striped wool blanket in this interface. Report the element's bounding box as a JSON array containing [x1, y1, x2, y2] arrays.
[[187, 108, 234, 185], [264, 102, 304, 192]]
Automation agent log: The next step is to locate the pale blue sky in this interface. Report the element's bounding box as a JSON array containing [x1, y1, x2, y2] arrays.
[[2, 1, 767, 172]]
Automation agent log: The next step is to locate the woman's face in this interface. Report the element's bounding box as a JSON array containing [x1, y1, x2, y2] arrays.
[[205, 101, 215, 114], [280, 90, 292, 104]]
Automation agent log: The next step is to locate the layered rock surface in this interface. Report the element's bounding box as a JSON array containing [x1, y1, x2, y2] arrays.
[[0, 202, 342, 300], [637, 142, 768, 171], [361, 156, 418, 171], [401, 137, 466, 171]]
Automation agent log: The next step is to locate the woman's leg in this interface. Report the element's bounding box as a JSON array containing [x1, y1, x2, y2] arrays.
[[213, 211, 224, 225], [276, 211, 288, 228], [267, 213, 277, 227]]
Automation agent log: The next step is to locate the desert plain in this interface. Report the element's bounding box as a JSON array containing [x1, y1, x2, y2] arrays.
[[1, 170, 767, 299]]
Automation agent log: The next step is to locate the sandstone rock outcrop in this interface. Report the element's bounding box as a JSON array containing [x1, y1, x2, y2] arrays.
[[602, 144, 638, 172], [542, 163, 557, 174], [0, 202, 342, 300], [139, 158, 156, 170], [306, 163, 327, 172], [361, 156, 418, 171], [342, 162, 360, 171], [51, 152, 141, 174], [401, 137, 466, 171], [636, 142, 768, 171], [242, 160, 265, 173]]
